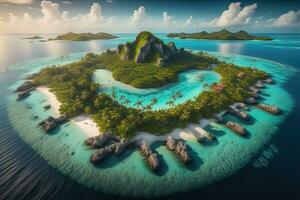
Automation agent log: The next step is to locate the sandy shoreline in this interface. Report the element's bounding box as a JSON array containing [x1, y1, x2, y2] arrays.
[[36, 86, 216, 143], [133, 118, 214, 144], [36, 86, 100, 138]]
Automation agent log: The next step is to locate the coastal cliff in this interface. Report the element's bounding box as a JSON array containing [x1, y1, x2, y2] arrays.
[[117, 31, 184, 66]]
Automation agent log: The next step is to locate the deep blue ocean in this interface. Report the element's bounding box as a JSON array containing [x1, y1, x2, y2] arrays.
[[0, 33, 299, 199]]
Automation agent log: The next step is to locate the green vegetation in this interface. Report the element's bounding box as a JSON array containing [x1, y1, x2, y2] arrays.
[[49, 32, 118, 41], [87, 50, 218, 88], [117, 31, 165, 63], [167, 29, 273, 41], [112, 31, 219, 88], [32, 31, 268, 138], [22, 36, 43, 39]]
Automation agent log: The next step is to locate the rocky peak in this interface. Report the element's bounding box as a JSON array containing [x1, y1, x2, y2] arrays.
[[117, 31, 182, 66]]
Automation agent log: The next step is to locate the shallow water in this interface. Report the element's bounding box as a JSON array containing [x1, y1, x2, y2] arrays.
[[5, 50, 295, 197], [93, 69, 220, 109], [0, 33, 299, 199]]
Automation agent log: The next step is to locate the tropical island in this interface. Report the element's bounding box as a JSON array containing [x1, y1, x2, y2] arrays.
[[15, 31, 280, 171], [22, 36, 43, 40], [49, 32, 118, 41], [167, 29, 273, 40]]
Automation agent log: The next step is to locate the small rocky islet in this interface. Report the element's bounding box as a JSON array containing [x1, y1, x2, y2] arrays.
[[167, 29, 273, 41], [14, 31, 282, 172], [49, 32, 118, 41]]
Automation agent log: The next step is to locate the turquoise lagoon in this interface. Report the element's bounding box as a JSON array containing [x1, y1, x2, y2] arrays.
[[93, 69, 220, 110], [6, 50, 295, 197]]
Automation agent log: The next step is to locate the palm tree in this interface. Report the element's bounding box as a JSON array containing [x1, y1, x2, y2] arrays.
[[176, 91, 183, 98], [171, 94, 177, 101], [111, 87, 117, 100], [150, 97, 158, 105], [202, 83, 210, 91], [110, 112, 120, 120], [143, 104, 152, 111], [180, 110, 190, 121], [171, 91, 183, 101], [124, 99, 131, 105], [166, 100, 175, 107], [134, 100, 143, 108], [119, 95, 125, 101], [80, 91, 89, 101], [74, 99, 84, 111]]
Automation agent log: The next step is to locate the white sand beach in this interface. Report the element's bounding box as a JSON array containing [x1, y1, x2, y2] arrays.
[[36, 87, 61, 115], [36, 86, 100, 138], [36, 86, 219, 143], [133, 119, 215, 144]]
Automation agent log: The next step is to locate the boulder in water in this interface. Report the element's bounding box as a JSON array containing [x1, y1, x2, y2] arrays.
[[39, 115, 68, 132], [138, 141, 161, 172], [255, 104, 281, 115], [114, 139, 133, 156], [85, 133, 118, 149], [166, 136, 177, 151], [165, 137, 192, 164], [226, 121, 246, 136], [90, 145, 116, 164], [147, 153, 161, 171], [15, 81, 36, 92], [245, 97, 257, 105]]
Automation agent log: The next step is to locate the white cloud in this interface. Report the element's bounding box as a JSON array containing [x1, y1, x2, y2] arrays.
[[0, 0, 33, 4], [41, 0, 62, 22], [0, 1, 115, 34], [62, 1, 72, 4], [162, 11, 172, 26], [210, 2, 257, 27], [185, 16, 193, 26], [107, 0, 114, 3], [272, 10, 300, 27], [131, 6, 147, 25], [86, 2, 103, 22], [1, 1, 298, 34]]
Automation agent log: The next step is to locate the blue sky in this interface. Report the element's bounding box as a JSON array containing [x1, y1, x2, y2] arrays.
[[0, 0, 299, 34]]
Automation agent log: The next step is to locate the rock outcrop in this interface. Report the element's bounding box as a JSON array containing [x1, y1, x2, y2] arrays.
[[236, 103, 248, 109], [254, 81, 265, 88], [226, 121, 246, 136], [228, 106, 249, 121], [250, 91, 259, 99], [117, 31, 182, 66], [166, 136, 192, 164], [15, 81, 37, 100], [263, 78, 274, 84], [90, 139, 135, 164], [114, 139, 133, 156], [39, 114, 68, 132], [85, 133, 119, 149], [25, 73, 38, 80], [166, 136, 177, 151], [138, 141, 161, 171], [17, 89, 32, 100], [213, 113, 224, 123], [43, 104, 51, 110], [15, 81, 36, 92], [195, 129, 215, 144], [117, 43, 130, 60], [248, 86, 260, 94], [255, 104, 281, 115], [90, 144, 116, 164], [245, 97, 257, 105], [135, 42, 151, 63], [175, 140, 192, 163]]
